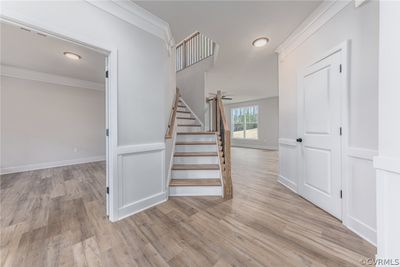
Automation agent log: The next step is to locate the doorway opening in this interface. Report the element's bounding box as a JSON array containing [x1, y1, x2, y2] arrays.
[[0, 21, 111, 216]]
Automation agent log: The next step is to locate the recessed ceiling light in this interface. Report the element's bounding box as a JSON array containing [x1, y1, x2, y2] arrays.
[[252, 37, 270, 48], [64, 52, 81, 60]]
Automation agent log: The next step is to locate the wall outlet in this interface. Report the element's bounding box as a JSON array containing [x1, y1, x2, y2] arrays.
[[73, 147, 79, 153]]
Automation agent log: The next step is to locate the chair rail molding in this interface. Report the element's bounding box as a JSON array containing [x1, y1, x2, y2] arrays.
[[85, 0, 175, 53], [275, 0, 351, 60], [374, 156, 400, 175], [1, 65, 104, 91]]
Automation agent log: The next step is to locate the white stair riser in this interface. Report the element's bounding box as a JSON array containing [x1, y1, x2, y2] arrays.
[[176, 113, 192, 118], [175, 145, 217, 152], [177, 119, 199, 125], [177, 126, 202, 132], [176, 135, 216, 142], [177, 107, 187, 112], [172, 169, 220, 179], [173, 156, 219, 164], [169, 186, 222, 196]]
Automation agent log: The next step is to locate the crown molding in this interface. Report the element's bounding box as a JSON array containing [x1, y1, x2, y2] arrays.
[[1, 65, 105, 91], [85, 0, 175, 53], [275, 0, 351, 60]]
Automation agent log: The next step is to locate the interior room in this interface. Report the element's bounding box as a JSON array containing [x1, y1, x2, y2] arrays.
[[0, 21, 108, 212]]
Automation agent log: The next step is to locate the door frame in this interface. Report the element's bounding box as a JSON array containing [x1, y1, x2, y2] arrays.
[[297, 41, 350, 220], [0, 16, 119, 222]]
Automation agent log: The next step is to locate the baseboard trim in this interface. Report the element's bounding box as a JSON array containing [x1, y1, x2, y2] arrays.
[[345, 216, 377, 246], [232, 144, 278, 150], [117, 191, 168, 221], [1, 156, 106, 175], [278, 175, 297, 193]]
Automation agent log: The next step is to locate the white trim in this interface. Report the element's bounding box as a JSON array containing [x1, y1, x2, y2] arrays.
[[0, 156, 105, 175], [116, 144, 166, 221], [117, 191, 168, 220], [232, 144, 278, 150], [345, 148, 378, 246], [275, 0, 351, 60], [348, 147, 378, 161], [116, 142, 165, 155], [169, 186, 222, 197], [346, 213, 377, 246], [279, 138, 297, 147], [374, 156, 400, 175], [85, 0, 175, 53], [1, 65, 104, 91], [278, 175, 297, 193]]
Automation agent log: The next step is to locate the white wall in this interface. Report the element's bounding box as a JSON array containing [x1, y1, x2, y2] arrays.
[[224, 97, 278, 150], [206, 54, 279, 103], [176, 56, 213, 123], [1, 76, 105, 173], [0, 0, 175, 221], [374, 1, 400, 260], [278, 1, 379, 244]]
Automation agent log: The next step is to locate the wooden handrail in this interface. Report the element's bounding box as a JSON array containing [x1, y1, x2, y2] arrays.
[[216, 90, 232, 200], [165, 88, 181, 139]]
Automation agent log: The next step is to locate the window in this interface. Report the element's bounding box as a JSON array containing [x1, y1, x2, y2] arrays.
[[231, 105, 258, 139]]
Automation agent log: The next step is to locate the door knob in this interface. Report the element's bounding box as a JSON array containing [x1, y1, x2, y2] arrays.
[[296, 138, 303, 143]]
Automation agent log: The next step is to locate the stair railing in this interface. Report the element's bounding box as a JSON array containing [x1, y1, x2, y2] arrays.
[[215, 90, 232, 200], [176, 31, 215, 72], [165, 88, 181, 139]]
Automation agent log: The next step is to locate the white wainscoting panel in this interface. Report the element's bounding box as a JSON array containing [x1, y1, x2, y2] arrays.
[[344, 147, 378, 245], [116, 143, 167, 220], [278, 138, 298, 192]]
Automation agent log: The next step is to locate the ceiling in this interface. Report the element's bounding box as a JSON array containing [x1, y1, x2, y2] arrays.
[[136, 1, 321, 102], [0, 22, 105, 83]]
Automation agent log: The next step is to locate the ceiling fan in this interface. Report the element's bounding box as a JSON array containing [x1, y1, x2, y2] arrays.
[[207, 91, 233, 101]]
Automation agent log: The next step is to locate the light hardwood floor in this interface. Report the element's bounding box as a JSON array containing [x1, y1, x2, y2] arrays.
[[0, 148, 375, 266]]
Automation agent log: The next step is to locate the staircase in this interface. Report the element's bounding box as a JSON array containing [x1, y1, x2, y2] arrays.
[[169, 99, 224, 196]]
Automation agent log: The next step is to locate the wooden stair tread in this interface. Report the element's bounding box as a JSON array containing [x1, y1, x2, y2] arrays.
[[174, 152, 218, 157], [175, 141, 215, 145], [177, 111, 191, 114], [170, 179, 221, 187], [172, 164, 220, 170], [177, 132, 217, 135]]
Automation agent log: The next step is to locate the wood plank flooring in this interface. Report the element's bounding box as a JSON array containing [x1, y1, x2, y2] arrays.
[[0, 148, 376, 266]]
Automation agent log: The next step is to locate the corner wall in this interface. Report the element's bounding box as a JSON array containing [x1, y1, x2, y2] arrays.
[[278, 1, 379, 244], [375, 1, 400, 259]]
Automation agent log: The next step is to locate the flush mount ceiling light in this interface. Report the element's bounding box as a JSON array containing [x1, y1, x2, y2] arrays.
[[252, 37, 270, 48], [63, 52, 81, 60]]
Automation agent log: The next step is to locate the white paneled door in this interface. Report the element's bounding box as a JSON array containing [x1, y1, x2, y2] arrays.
[[298, 51, 343, 219]]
